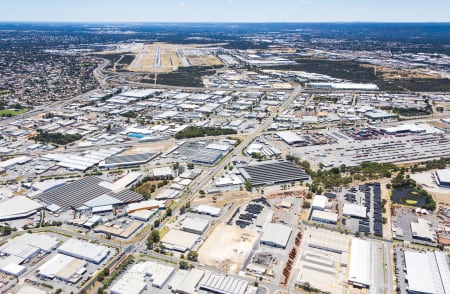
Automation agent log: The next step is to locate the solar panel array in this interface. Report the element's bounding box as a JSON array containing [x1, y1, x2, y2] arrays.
[[38, 176, 143, 209], [240, 161, 309, 186]]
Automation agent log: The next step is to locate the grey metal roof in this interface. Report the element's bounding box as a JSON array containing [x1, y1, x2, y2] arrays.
[[38, 176, 143, 209], [240, 161, 309, 186], [104, 152, 158, 166]]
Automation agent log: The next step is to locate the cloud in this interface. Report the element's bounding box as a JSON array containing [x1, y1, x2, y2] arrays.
[[178, 1, 187, 8]]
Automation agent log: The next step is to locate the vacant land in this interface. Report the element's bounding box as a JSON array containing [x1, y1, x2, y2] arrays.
[[198, 223, 258, 274]]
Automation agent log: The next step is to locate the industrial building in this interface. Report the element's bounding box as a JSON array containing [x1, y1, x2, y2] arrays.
[[0, 196, 43, 221], [0, 256, 26, 277], [276, 131, 305, 145], [127, 199, 164, 213], [192, 205, 222, 217], [161, 229, 199, 252], [312, 195, 328, 211], [131, 261, 175, 288], [434, 169, 450, 188], [38, 253, 86, 283], [38, 176, 143, 210], [410, 218, 435, 242], [168, 268, 205, 294], [404, 250, 450, 294], [310, 210, 338, 224], [199, 271, 249, 294], [181, 217, 209, 235], [57, 239, 110, 264], [100, 152, 159, 169], [348, 238, 371, 288], [239, 161, 309, 186], [343, 203, 367, 219], [260, 223, 292, 249], [110, 270, 147, 294]]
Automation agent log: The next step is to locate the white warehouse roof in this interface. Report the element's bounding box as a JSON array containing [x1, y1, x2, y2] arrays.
[[57, 239, 109, 264], [343, 203, 367, 219], [312, 195, 328, 210], [0, 196, 43, 221], [276, 131, 305, 144], [404, 251, 441, 294], [260, 223, 292, 248], [348, 238, 371, 287]]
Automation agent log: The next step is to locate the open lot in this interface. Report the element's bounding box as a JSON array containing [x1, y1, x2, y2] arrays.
[[198, 222, 258, 274]]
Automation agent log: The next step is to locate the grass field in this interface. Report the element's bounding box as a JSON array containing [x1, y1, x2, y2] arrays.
[[0, 109, 27, 117], [405, 199, 418, 205]]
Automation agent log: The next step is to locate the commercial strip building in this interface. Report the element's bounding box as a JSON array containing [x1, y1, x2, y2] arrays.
[[404, 250, 450, 294], [348, 238, 371, 288]]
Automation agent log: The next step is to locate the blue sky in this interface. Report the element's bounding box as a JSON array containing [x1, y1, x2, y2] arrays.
[[1, 0, 449, 22]]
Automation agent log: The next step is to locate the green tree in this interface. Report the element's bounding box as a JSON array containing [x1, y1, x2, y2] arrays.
[[187, 250, 198, 262]]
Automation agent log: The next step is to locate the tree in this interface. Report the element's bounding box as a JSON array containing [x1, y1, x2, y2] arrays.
[[166, 207, 172, 217], [302, 201, 311, 209], [244, 181, 253, 192], [199, 190, 206, 196], [150, 229, 160, 243], [187, 250, 198, 262], [187, 163, 195, 170], [154, 219, 160, 228], [179, 260, 189, 269]]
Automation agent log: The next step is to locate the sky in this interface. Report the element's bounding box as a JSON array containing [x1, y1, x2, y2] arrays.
[[1, 0, 449, 23]]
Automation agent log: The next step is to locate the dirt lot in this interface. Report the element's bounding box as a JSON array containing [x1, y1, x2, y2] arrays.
[[121, 140, 175, 155], [198, 222, 258, 274]]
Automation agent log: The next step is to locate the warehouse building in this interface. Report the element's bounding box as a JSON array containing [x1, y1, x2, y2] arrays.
[[312, 195, 328, 211], [0, 256, 26, 277], [38, 253, 86, 283], [100, 152, 159, 169], [110, 270, 147, 294], [434, 169, 450, 188], [276, 131, 306, 145], [410, 218, 435, 242], [38, 176, 143, 210], [169, 268, 205, 294], [310, 210, 338, 224], [260, 223, 292, 249], [131, 261, 175, 288], [181, 217, 209, 235], [348, 238, 371, 288], [404, 250, 450, 294], [161, 229, 199, 252], [199, 271, 249, 294], [343, 203, 367, 219], [239, 161, 309, 186], [57, 239, 110, 264], [192, 205, 222, 217], [0, 196, 43, 221]]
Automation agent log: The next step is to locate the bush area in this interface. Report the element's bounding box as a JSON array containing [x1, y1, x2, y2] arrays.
[[286, 155, 395, 193], [271, 58, 450, 92], [410, 158, 450, 173], [175, 126, 237, 139], [34, 131, 82, 145], [140, 66, 220, 88]]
